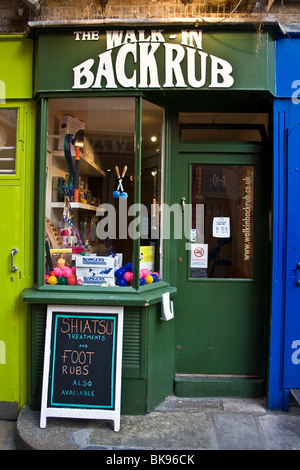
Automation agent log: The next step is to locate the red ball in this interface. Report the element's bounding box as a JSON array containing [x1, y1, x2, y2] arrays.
[[67, 275, 76, 285]]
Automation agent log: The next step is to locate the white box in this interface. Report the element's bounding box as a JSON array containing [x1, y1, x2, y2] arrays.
[[76, 268, 116, 286], [58, 114, 85, 149]]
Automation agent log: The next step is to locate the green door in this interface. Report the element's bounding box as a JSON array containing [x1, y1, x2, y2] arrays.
[[174, 143, 270, 397], [0, 103, 35, 418], [0, 185, 21, 403]]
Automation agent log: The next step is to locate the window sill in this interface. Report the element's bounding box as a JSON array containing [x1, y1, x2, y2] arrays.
[[21, 282, 177, 307]]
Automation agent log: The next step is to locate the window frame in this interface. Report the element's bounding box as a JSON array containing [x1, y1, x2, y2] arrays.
[[35, 94, 165, 293], [0, 104, 21, 181]]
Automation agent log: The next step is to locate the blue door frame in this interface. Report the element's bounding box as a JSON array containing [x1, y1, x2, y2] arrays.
[[268, 35, 300, 410]]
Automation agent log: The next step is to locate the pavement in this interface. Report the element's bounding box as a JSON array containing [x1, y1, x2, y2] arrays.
[[1, 396, 300, 451]]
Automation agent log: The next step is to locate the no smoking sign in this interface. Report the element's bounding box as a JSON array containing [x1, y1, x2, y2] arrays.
[[190, 244, 208, 268]]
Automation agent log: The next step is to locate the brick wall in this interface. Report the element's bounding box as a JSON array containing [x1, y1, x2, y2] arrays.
[[1, 0, 300, 34]]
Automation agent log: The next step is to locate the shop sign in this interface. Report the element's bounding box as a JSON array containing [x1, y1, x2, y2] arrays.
[[72, 29, 234, 90], [34, 29, 274, 93], [40, 305, 124, 432]]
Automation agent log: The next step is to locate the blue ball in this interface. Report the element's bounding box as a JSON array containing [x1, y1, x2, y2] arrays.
[[115, 267, 125, 279], [152, 273, 158, 282], [113, 190, 120, 198], [119, 192, 128, 199], [139, 277, 145, 286], [124, 263, 133, 272], [117, 278, 127, 287]]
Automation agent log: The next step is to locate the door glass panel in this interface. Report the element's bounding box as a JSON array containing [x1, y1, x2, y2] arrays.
[[190, 164, 254, 279], [0, 109, 17, 175]]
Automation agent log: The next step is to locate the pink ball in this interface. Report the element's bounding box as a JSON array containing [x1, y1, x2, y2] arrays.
[[76, 279, 83, 285], [61, 266, 72, 278], [53, 267, 62, 278], [71, 266, 76, 275], [139, 270, 144, 279], [124, 271, 133, 282], [142, 268, 149, 278]]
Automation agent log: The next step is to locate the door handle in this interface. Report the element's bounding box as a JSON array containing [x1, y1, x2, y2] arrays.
[[181, 197, 186, 215], [10, 248, 18, 273]]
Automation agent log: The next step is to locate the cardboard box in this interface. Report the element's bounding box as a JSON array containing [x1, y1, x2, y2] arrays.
[[52, 176, 65, 202], [75, 254, 122, 270], [58, 114, 85, 149], [74, 254, 123, 286], [140, 246, 155, 273], [76, 268, 116, 286]]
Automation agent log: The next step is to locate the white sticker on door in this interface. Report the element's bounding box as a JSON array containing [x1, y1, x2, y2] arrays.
[[212, 217, 230, 238]]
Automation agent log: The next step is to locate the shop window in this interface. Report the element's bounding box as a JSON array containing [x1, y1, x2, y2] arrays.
[[44, 97, 164, 288], [0, 109, 17, 175], [179, 113, 268, 142], [141, 101, 164, 280]]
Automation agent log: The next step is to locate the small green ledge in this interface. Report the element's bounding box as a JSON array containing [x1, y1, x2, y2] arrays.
[[21, 282, 177, 307]]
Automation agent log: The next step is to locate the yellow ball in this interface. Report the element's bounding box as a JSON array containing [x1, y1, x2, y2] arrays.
[[47, 275, 57, 285], [145, 274, 153, 284]]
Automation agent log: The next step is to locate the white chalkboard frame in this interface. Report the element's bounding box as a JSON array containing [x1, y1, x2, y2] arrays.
[[40, 304, 124, 432]]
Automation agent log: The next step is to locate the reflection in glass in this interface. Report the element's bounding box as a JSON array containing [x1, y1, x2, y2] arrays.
[[190, 164, 254, 279], [141, 100, 164, 276], [45, 97, 135, 285]]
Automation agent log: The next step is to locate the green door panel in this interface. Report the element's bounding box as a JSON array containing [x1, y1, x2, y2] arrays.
[[173, 147, 270, 395], [0, 185, 21, 403]]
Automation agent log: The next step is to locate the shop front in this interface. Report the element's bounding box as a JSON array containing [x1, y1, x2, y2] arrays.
[[22, 24, 276, 414]]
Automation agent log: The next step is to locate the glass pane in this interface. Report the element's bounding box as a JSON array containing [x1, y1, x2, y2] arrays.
[[45, 97, 135, 287], [190, 164, 254, 279], [0, 109, 17, 175], [140, 100, 164, 282], [179, 112, 268, 142]]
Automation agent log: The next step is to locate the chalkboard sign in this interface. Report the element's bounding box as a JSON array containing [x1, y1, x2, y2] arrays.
[[40, 305, 124, 431]]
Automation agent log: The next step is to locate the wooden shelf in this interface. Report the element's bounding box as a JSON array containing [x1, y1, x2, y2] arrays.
[[52, 202, 98, 211], [52, 150, 106, 177]]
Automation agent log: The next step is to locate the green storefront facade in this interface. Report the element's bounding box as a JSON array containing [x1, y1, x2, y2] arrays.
[[1, 24, 278, 417]]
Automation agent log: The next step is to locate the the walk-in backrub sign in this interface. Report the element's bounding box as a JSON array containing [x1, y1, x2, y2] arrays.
[[33, 29, 274, 93], [72, 29, 234, 90]]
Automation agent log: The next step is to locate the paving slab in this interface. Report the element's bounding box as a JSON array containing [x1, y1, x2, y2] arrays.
[[212, 412, 265, 450], [0, 420, 17, 450], [258, 414, 300, 450], [9, 397, 300, 451], [87, 412, 217, 450]]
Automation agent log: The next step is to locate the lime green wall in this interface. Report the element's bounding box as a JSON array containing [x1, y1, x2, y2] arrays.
[[0, 36, 33, 100], [0, 36, 35, 414]]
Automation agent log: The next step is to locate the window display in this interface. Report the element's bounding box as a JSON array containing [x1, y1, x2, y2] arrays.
[[44, 97, 163, 288]]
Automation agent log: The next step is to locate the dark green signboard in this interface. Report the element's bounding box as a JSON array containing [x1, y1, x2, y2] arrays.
[[48, 312, 118, 409], [33, 28, 275, 94], [40, 305, 124, 431]]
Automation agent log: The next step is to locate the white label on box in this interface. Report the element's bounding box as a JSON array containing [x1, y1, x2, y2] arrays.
[[75, 256, 115, 268], [76, 269, 115, 285], [76, 266, 115, 278]]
